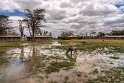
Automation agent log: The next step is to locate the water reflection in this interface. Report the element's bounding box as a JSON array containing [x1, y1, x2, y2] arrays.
[[0, 48, 9, 66], [0, 43, 124, 83], [20, 46, 24, 62], [27, 45, 43, 75]]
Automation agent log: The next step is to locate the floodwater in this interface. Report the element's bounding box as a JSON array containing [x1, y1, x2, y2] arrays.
[[0, 42, 124, 83]]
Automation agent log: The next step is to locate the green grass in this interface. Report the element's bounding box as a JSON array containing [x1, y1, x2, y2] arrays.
[[0, 48, 9, 66], [0, 39, 123, 52], [57, 39, 124, 52], [0, 42, 21, 47], [87, 67, 124, 83], [45, 61, 75, 74], [109, 56, 119, 59], [0, 40, 52, 46], [49, 81, 57, 83]]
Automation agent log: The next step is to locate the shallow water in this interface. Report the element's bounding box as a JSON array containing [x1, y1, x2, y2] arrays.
[[0, 42, 124, 83]]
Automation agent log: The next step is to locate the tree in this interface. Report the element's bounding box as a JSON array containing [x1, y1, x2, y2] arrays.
[[97, 32, 105, 38], [58, 31, 74, 40], [111, 30, 124, 35], [0, 15, 9, 34], [90, 31, 96, 38], [24, 9, 45, 41], [91, 31, 96, 35], [60, 31, 74, 37], [49, 32, 52, 36], [18, 20, 24, 38]]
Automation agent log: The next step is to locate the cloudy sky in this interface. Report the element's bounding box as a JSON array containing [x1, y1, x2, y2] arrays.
[[0, 0, 124, 36]]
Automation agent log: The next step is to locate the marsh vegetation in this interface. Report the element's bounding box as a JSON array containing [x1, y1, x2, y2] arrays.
[[0, 39, 124, 83]]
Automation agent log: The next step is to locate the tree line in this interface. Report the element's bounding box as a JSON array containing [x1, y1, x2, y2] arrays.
[[58, 30, 124, 39], [0, 8, 52, 41]]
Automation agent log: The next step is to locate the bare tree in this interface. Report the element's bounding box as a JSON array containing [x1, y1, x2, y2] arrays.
[[49, 32, 52, 37], [18, 20, 24, 38]]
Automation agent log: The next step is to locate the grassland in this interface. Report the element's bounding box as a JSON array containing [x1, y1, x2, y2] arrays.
[[57, 39, 124, 52], [0, 39, 123, 52], [0, 39, 123, 82], [0, 40, 52, 47], [0, 42, 21, 47], [0, 48, 9, 66]]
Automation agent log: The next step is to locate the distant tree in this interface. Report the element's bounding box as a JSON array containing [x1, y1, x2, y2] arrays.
[[35, 28, 42, 35], [18, 20, 24, 38], [58, 31, 74, 40], [43, 31, 48, 35], [85, 32, 88, 38], [60, 31, 74, 37], [24, 9, 45, 41], [0, 15, 9, 34], [111, 30, 124, 35], [49, 32, 52, 36], [91, 31, 96, 35], [97, 32, 105, 38], [90, 31, 96, 38]]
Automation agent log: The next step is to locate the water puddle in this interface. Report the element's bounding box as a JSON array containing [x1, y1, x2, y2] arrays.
[[0, 42, 124, 83]]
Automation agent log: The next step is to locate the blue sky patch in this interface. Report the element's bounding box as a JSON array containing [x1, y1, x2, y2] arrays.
[[0, 10, 25, 16], [114, 1, 124, 8]]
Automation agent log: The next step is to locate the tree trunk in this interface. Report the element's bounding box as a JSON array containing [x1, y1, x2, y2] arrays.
[[32, 22, 35, 41], [32, 29, 35, 41]]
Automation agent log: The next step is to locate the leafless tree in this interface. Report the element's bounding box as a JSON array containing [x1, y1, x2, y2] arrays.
[[18, 20, 24, 38]]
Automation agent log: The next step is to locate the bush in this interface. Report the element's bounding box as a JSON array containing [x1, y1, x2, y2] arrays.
[[21, 38, 27, 42]]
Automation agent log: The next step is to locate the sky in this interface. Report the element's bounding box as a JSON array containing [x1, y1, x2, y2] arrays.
[[0, 0, 124, 36]]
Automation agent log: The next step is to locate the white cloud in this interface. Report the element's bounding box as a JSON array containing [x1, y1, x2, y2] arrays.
[[0, 0, 123, 36], [9, 16, 24, 21], [80, 2, 117, 16], [9, 16, 24, 29]]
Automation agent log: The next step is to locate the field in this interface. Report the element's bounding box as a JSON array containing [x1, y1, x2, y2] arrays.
[[57, 39, 124, 52], [0, 39, 124, 83]]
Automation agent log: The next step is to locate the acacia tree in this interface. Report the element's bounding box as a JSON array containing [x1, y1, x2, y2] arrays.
[[24, 9, 45, 41], [97, 32, 105, 38], [0, 15, 9, 34], [111, 30, 124, 35], [90, 31, 96, 37], [60, 31, 74, 37]]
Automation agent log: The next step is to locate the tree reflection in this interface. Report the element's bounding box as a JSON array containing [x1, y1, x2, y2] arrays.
[[27, 45, 43, 75], [20, 46, 24, 62], [0, 48, 9, 66], [18, 45, 77, 75]]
